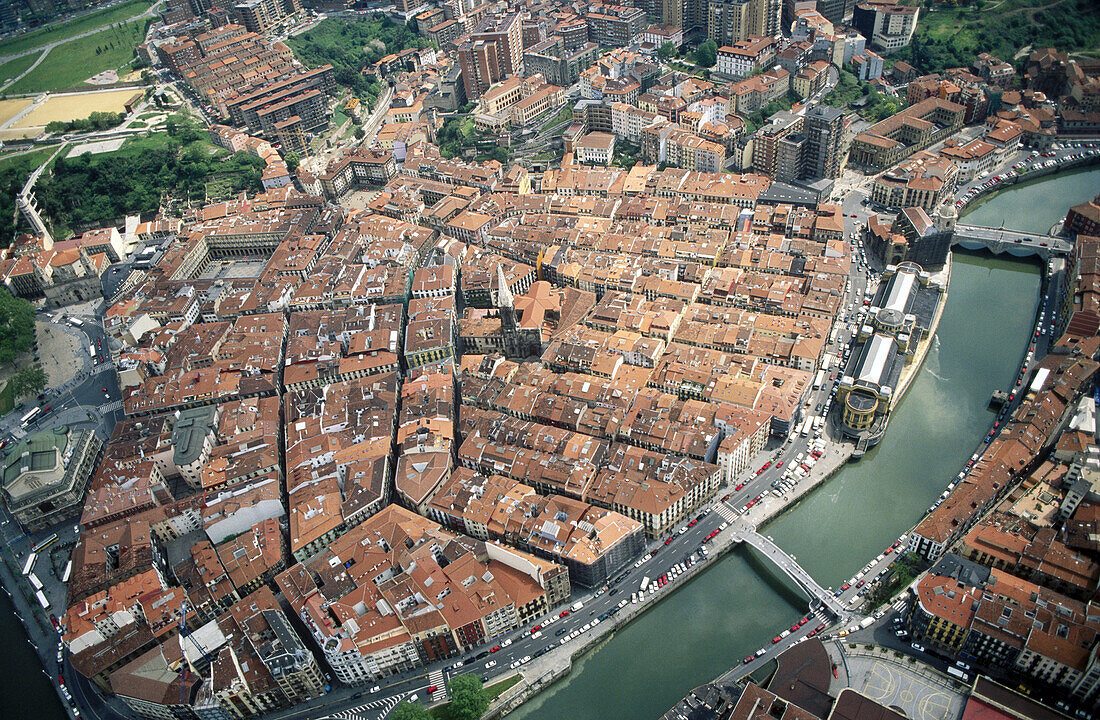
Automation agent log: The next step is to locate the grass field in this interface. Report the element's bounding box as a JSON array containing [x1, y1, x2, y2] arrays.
[[0, 0, 153, 58], [7, 17, 149, 94], [13, 87, 141, 127], [0, 53, 38, 86], [0, 146, 54, 171], [427, 676, 523, 720]]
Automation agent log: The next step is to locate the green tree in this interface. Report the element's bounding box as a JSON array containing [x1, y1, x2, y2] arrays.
[[0, 289, 36, 366], [447, 674, 490, 720], [283, 151, 300, 172], [692, 39, 718, 68], [389, 701, 431, 720], [657, 42, 676, 61], [9, 364, 47, 398], [354, 126, 366, 139]]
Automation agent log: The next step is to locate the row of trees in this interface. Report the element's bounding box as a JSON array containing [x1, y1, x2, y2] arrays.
[[45, 111, 125, 135], [0, 288, 37, 366], [0, 288, 46, 402], [8, 364, 47, 399]]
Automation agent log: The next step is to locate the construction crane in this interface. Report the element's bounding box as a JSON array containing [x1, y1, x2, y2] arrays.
[[178, 599, 213, 705]]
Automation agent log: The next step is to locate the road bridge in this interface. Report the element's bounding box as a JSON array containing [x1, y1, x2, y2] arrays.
[[953, 223, 1073, 259], [729, 522, 854, 620]]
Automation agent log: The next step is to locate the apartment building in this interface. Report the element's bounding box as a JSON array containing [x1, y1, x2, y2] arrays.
[[715, 36, 776, 79], [852, 0, 918, 52], [458, 12, 523, 99], [585, 4, 646, 48]]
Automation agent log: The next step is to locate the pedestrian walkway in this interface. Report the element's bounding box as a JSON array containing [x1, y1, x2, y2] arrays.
[[729, 521, 854, 620], [714, 502, 740, 523], [428, 667, 447, 702], [325, 693, 407, 720]]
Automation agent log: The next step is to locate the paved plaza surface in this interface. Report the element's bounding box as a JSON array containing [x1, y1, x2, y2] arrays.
[[845, 654, 966, 720]]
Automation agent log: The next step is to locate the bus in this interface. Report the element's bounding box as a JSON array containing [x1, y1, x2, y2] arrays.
[[22, 551, 37, 576], [32, 533, 58, 553], [61, 560, 71, 584], [28, 573, 43, 591], [68, 317, 84, 327], [89, 345, 96, 358], [20, 407, 41, 427], [35, 590, 49, 610], [813, 370, 825, 390]]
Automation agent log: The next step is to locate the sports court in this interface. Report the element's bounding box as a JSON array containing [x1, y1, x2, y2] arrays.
[[847, 656, 965, 720]]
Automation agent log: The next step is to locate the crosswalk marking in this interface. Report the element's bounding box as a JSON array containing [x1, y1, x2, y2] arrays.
[[99, 400, 123, 412], [326, 692, 407, 720], [428, 668, 447, 702], [715, 503, 740, 523]]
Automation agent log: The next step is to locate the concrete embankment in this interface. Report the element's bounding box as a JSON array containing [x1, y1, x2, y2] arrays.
[[962, 153, 1100, 213], [487, 434, 860, 717]]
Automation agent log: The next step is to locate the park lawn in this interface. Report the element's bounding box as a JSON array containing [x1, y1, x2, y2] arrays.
[[918, 7, 981, 44], [0, 0, 152, 58], [120, 132, 228, 162], [0, 146, 54, 171], [0, 53, 38, 86], [427, 676, 523, 720], [8, 17, 150, 93]]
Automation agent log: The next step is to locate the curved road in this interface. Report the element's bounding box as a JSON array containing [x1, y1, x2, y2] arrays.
[[0, 47, 48, 92], [0, 0, 161, 65]]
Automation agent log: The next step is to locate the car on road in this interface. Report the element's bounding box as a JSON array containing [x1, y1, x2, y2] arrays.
[[911, 643, 925, 652]]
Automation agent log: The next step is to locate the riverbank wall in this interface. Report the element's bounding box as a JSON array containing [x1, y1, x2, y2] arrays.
[[485, 431, 862, 717], [485, 530, 748, 718], [961, 153, 1100, 217]]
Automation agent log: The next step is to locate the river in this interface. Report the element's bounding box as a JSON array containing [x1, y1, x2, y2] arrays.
[[1, 170, 1098, 720], [507, 169, 1100, 720]]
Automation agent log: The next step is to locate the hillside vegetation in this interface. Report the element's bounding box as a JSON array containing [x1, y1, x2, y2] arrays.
[[287, 15, 428, 108], [894, 0, 1100, 74]]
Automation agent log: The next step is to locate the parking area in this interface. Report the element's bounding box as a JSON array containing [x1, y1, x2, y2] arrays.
[[846, 655, 965, 720]]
